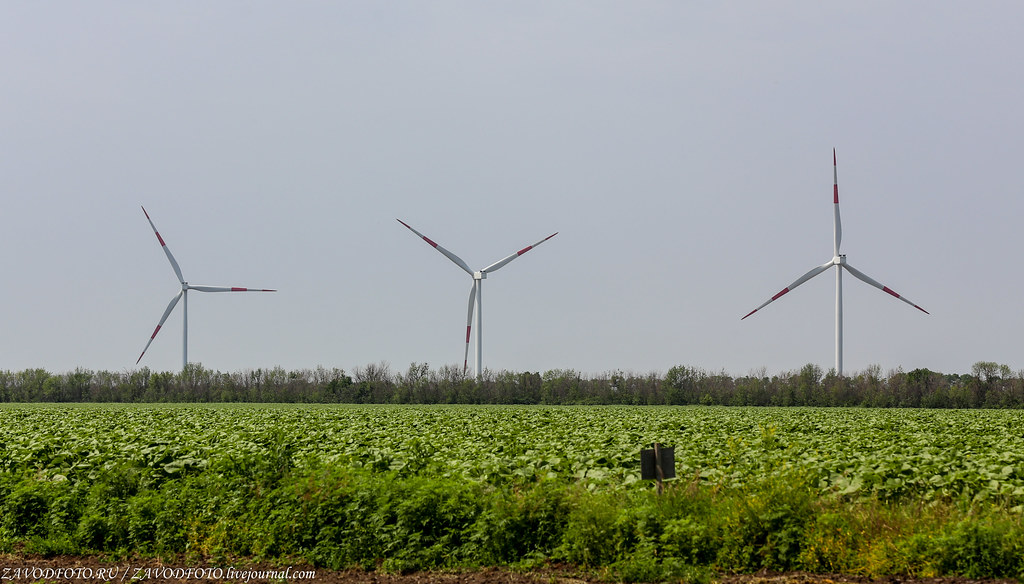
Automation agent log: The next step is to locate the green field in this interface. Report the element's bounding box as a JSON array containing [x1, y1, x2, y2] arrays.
[[2, 405, 1024, 579]]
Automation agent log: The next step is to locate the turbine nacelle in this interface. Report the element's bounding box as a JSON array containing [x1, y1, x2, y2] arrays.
[[833, 255, 846, 266], [474, 271, 487, 281]]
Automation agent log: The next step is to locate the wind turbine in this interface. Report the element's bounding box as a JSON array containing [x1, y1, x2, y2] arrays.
[[137, 206, 276, 370], [397, 219, 557, 379], [741, 150, 928, 375]]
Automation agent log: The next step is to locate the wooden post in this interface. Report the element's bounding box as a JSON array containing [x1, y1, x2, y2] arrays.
[[654, 442, 663, 495]]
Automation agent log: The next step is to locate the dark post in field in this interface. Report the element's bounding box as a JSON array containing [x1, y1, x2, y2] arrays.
[[641, 442, 675, 495]]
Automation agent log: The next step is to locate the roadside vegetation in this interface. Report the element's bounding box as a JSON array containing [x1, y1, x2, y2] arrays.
[[1, 361, 1022, 407], [1, 405, 1024, 580]]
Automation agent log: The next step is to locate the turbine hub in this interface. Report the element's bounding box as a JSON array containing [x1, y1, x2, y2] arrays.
[[474, 271, 486, 280], [834, 255, 847, 265]]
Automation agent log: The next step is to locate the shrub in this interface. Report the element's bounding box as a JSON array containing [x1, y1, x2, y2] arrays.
[[932, 519, 1024, 578], [716, 473, 817, 571], [1, 479, 51, 538], [469, 481, 574, 565], [559, 491, 622, 566]]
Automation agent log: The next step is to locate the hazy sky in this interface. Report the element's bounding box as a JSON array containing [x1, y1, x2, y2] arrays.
[[3, 2, 1022, 377]]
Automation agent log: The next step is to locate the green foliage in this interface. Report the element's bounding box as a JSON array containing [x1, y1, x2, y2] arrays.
[[6, 404, 1024, 508], [560, 491, 622, 566], [3, 404, 1024, 579], [125, 488, 189, 555], [900, 518, 1024, 578], [716, 473, 816, 571], [609, 541, 715, 584], [470, 481, 574, 565], [1, 479, 52, 538], [942, 520, 1024, 578], [2, 360, 1024, 406]]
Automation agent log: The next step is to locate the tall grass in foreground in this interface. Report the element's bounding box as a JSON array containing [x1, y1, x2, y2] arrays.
[[2, 461, 1023, 581]]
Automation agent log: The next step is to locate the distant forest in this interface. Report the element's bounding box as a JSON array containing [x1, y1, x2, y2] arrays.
[[1, 361, 1023, 408]]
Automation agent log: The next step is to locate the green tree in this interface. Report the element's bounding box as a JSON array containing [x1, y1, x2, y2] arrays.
[[665, 365, 703, 405]]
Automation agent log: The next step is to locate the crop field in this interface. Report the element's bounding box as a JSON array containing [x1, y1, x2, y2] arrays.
[[4, 404, 1024, 501], [2, 404, 1024, 579]]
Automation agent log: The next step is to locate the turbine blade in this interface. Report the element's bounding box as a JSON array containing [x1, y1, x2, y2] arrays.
[[188, 285, 277, 292], [842, 262, 929, 314], [741, 260, 834, 320], [142, 206, 185, 284], [833, 149, 842, 255], [482, 232, 558, 273], [396, 219, 474, 276], [137, 290, 183, 364], [464, 283, 476, 374]]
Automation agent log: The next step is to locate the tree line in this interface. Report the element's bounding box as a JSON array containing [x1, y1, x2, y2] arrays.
[[0, 361, 1022, 407]]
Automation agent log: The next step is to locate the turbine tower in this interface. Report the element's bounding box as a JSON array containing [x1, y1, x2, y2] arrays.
[[137, 206, 276, 370], [741, 150, 928, 375], [397, 219, 557, 379]]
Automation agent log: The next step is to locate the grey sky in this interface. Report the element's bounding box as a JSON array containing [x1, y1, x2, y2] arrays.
[[3, 2, 1021, 377]]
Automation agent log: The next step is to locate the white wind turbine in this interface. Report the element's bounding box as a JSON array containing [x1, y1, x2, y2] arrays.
[[741, 150, 928, 375], [397, 219, 557, 379], [137, 206, 276, 370]]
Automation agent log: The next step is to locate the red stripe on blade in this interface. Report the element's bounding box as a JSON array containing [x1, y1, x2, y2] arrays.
[[882, 286, 900, 298], [231, 287, 248, 291], [465, 326, 472, 343], [517, 245, 533, 255], [833, 149, 839, 203], [771, 288, 791, 301]]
